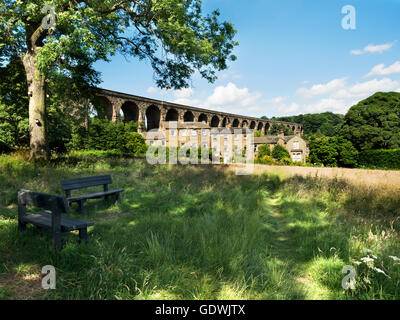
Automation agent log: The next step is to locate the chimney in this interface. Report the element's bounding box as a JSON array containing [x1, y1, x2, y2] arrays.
[[278, 129, 284, 138]]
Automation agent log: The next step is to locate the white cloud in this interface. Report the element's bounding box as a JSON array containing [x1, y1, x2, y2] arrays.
[[304, 98, 351, 114], [205, 82, 261, 108], [366, 61, 400, 77], [350, 42, 396, 55], [173, 88, 194, 99], [146, 86, 158, 94], [297, 78, 347, 98], [332, 78, 399, 99]]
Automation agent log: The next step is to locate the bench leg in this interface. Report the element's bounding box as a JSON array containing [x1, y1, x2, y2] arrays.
[[18, 220, 27, 232], [79, 228, 88, 244], [78, 200, 86, 214], [115, 192, 121, 204], [53, 232, 63, 250]]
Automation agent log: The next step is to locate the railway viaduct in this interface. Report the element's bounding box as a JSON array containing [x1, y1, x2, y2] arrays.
[[92, 88, 303, 135]]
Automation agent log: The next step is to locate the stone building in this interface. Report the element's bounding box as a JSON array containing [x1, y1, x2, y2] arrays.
[[143, 121, 252, 159], [254, 131, 309, 163]]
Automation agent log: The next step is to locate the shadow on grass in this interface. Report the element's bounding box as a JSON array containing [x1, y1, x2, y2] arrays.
[[0, 160, 399, 299]]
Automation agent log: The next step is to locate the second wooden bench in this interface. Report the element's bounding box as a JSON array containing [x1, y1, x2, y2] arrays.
[[61, 175, 124, 214]]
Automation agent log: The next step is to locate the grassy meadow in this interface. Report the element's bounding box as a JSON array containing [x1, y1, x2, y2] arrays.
[[0, 153, 399, 300]]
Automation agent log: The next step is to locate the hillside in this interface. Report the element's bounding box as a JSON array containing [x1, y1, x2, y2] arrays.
[[271, 112, 344, 137]]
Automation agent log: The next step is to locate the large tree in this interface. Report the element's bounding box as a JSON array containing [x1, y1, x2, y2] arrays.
[[0, 0, 237, 159], [339, 92, 400, 151]]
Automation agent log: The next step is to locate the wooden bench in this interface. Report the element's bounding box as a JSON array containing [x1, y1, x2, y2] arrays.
[[61, 175, 124, 214], [18, 189, 94, 250]]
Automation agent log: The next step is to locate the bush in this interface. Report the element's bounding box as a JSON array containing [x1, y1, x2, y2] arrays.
[[68, 118, 145, 156], [125, 132, 148, 156], [255, 154, 276, 165], [258, 144, 271, 157], [272, 144, 290, 160], [359, 149, 400, 169]]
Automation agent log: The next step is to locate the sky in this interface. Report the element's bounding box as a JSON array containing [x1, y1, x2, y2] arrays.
[[94, 0, 400, 118]]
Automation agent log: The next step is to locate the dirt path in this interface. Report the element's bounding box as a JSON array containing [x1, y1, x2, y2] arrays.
[[265, 194, 332, 299]]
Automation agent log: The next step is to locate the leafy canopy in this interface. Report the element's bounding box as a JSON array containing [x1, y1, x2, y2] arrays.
[[339, 92, 400, 151], [1, 0, 238, 89]]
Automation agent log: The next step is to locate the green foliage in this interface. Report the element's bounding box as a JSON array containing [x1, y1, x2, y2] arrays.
[[339, 92, 400, 151], [272, 144, 290, 160], [0, 56, 29, 152], [125, 132, 148, 157], [254, 130, 261, 137], [69, 118, 146, 156], [269, 124, 294, 136], [258, 144, 271, 157], [272, 112, 344, 137], [358, 149, 400, 169], [255, 154, 276, 165], [308, 135, 358, 168], [1, 0, 237, 91]]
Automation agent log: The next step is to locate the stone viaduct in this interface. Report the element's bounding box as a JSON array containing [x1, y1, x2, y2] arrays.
[[92, 88, 303, 135]]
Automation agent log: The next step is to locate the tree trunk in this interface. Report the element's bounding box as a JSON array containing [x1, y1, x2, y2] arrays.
[[22, 53, 49, 160]]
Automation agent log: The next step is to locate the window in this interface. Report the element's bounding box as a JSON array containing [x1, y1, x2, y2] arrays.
[[202, 129, 207, 136], [202, 143, 208, 148], [162, 141, 165, 146], [170, 130, 176, 136], [293, 141, 299, 149], [150, 140, 154, 145], [181, 142, 185, 147], [192, 130, 197, 136], [224, 135, 228, 141], [181, 129, 187, 137]]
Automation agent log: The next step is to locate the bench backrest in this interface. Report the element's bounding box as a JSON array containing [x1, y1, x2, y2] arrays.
[[18, 189, 69, 213], [61, 175, 112, 191]]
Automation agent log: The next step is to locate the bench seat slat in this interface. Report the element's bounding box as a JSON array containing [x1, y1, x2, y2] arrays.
[[61, 175, 112, 190], [21, 211, 94, 231], [67, 189, 123, 202]]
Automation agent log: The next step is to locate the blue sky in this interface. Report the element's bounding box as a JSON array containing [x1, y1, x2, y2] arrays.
[[95, 0, 400, 118]]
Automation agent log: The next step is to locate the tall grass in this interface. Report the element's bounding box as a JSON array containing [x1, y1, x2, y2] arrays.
[[0, 153, 399, 299]]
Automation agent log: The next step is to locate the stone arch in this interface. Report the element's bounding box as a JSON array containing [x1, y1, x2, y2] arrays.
[[232, 118, 240, 128], [120, 101, 139, 123], [92, 96, 113, 120], [292, 125, 296, 132], [184, 110, 194, 122], [242, 120, 248, 128], [257, 122, 263, 131], [222, 117, 227, 127], [198, 113, 208, 123], [249, 121, 256, 129], [146, 105, 160, 130], [165, 108, 179, 121], [211, 115, 220, 127], [264, 122, 270, 134]]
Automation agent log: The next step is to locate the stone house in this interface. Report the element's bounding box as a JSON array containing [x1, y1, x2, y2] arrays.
[[254, 131, 309, 163]]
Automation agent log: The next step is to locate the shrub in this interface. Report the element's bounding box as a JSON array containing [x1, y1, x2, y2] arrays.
[[125, 132, 148, 156], [358, 149, 400, 169], [279, 157, 294, 165], [272, 144, 290, 160], [257, 144, 271, 157], [256, 154, 276, 165], [68, 118, 145, 156]]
